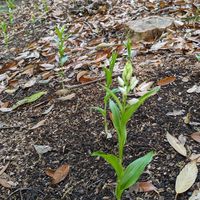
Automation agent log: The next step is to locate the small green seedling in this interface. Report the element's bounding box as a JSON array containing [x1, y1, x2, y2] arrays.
[[92, 59, 160, 199], [41, 0, 49, 12], [55, 25, 69, 88], [1, 22, 9, 46], [6, 0, 15, 24]]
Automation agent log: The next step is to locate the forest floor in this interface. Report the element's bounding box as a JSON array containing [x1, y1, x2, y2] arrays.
[[0, 0, 200, 200]]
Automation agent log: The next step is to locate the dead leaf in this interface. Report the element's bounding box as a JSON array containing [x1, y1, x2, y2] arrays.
[[45, 164, 70, 184], [157, 76, 176, 86], [166, 133, 187, 157], [190, 154, 200, 163], [130, 181, 158, 193], [57, 93, 76, 101], [175, 161, 198, 194], [76, 71, 96, 83], [55, 89, 70, 96], [40, 63, 55, 70], [42, 104, 54, 115], [166, 110, 185, 116], [23, 77, 37, 88], [0, 178, 12, 188], [30, 119, 46, 130], [191, 132, 200, 143], [34, 145, 52, 155], [189, 189, 200, 200]]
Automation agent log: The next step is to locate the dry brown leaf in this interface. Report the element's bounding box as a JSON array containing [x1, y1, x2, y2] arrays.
[[191, 132, 200, 143], [45, 164, 70, 184], [175, 161, 198, 194], [0, 178, 12, 188], [157, 76, 176, 86], [76, 71, 96, 83], [166, 133, 187, 157], [131, 181, 158, 193], [56, 93, 76, 101]]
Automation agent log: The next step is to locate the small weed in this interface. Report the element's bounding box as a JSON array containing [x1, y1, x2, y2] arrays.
[[41, 0, 49, 12], [6, 0, 16, 24], [55, 25, 69, 88], [1, 22, 9, 46]]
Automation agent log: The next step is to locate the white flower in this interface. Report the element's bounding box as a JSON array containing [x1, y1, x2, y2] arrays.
[[130, 77, 139, 90], [117, 76, 124, 86], [119, 86, 127, 95], [128, 98, 139, 105]]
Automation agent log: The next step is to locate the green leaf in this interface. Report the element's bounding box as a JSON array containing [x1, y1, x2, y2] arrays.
[[103, 67, 112, 87], [109, 52, 117, 73], [12, 91, 47, 110], [109, 99, 121, 132], [60, 55, 68, 66], [196, 54, 200, 61], [91, 106, 106, 117], [122, 87, 160, 124], [120, 151, 155, 190], [104, 88, 119, 103], [103, 86, 122, 111], [92, 151, 123, 178]]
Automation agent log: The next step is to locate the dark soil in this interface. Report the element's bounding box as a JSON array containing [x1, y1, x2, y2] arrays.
[[0, 55, 200, 200], [0, 1, 200, 200]]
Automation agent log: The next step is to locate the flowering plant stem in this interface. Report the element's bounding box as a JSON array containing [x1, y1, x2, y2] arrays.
[[92, 55, 160, 199]]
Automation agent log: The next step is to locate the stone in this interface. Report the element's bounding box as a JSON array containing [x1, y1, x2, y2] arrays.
[[126, 16, 175, 42]]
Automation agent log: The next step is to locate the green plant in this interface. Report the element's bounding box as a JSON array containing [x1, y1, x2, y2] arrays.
[[92, 60, 160, 199], [196, 54, 200, 61], [6, 0, 15, 24], [55, 25, 69, 88], [1, 22, 9, 46], [93, 52, 117, 138], [41, 0, 49, 12]]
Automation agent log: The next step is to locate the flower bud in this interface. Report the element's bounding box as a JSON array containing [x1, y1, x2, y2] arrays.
[[118, 76, 124, 86], [119, 86, 127, 95], [130, 76, 139, 90], [128, 98, 139, 105], [122, 61, 133, 83]]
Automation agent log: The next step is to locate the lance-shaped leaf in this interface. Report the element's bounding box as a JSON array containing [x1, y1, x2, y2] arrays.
[[176, 161, 198, 194], [92, 151, 123, 178], [120, 151, 154, 191], [92, 106, 106, 117], [122, 87, 160, 124], [166, 132, 187, 157], [12, 91, 47, 110]]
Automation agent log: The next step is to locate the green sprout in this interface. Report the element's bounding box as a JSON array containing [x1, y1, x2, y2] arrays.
[[6, 0, 15, 24], [1, 22, 9, 46], [93, 52, 118, 138], [92, 59, 160, 199], [55, 25, 69, 88], [41, 0, 49, 12]]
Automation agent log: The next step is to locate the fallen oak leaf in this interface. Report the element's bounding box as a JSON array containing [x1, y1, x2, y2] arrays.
[[0, 178, 12, 188], [166, 132, 187, 157], [191, 132, 200, 143], [76, 71, 97, 83], [175, 161, 198, 196], [157, 76, 176, 86], [45, 164, 70, 184]]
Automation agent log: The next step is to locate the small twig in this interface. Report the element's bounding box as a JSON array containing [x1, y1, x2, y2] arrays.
[[8, 188, 45, 199], [0, 126, 20, 130], [65, 72, 122, 89]]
